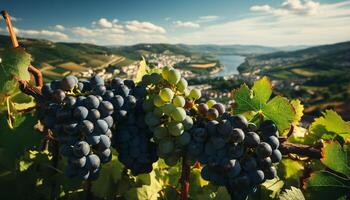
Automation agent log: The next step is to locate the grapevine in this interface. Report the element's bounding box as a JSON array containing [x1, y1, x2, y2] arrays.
[[0, 10, 349, 200]]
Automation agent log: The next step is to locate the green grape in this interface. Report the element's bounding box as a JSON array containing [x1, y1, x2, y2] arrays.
[[167, 69, 181, 85], [153, 107, 164, 117], [161, 103, 176, 115], [172, 96, 185, 107], [170, 107, 186, 122], [161, 66, 171, 80], [176, 78, 188, 93], [158, 139, 175, 155], [177, 131, 191, 146], [153, 95, 166, 107], [188, 88, 201, 100], [206, 100, 217, 108], [182, 116, 193, 130], [154, 125, 168, 139], [149, 73, 162, 85], [164, 154, 180, 166], [145, 113, 160, 127], [167, 121, 184, 136], [142, 99, 154, 112], [183, 89, 190, 96], [159, 88, 174, 102]]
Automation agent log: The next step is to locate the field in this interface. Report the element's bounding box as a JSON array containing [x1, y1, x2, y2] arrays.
[[190, 62, 217, 68]]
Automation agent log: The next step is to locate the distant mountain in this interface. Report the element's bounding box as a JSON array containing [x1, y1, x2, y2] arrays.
[[111, 43, 309, 57], [111, 43, 195, 60], [0, 35, 119, 67], [238, 41, 350, 83], [182, 44, 308, 56]]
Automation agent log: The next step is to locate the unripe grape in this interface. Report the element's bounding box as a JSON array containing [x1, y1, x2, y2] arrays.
[[176, 78, 188, 92], [153, 95, 166, 107], [206, 100, 216, 108], [182, 116, 193, 130], [158, 139, 175, 155], [188, 88, 201, 100], [167, 122, 184, 136], [172, 96, 185, 107], [161, 66, 171, 80], [170, 107, 187, 122], [154, 126, 168, 139], [159, 88, 174, 102], [167, 69, 181, 84], [161, 103, 176, 115]]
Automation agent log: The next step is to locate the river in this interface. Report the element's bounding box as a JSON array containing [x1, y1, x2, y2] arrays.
[[215, 55, 245, 77]]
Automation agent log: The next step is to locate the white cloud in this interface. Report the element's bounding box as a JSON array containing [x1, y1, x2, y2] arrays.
[[54, 24, 65, 31], [198, 15, 219, 22], [250, 5, 272, 12], [174, 1, 350, 46], [251, 0, 321, 16], [9, 27, 69, 41], [95, 18, 113, 28], [126, 20, 166, 34], [199, 15, 219, 20], [174, 20, 200, 28]]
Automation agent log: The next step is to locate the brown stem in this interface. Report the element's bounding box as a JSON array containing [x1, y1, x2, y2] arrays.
[[85, 180, 93, 200], [28, 65, 43, 88], [180, 156, 190, 200], [50, 139, 60, 200], [279, 137, 322, 159], [17, 79, 43, 100], [1, 10, 19, 48], [41, 128, 50, 151]]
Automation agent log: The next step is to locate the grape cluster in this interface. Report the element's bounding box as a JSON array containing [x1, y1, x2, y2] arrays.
[[140, 67, 200, 166], [109, 78, 158, 175], [189, 104, 281, 199], [40, 75, 114, 180]]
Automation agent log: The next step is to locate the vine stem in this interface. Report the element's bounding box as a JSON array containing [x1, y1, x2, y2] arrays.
[[180, 156, 190, 200], [85, 180, 93, 200], [278, 137, 322, 159], [50, 139, 60, 200]]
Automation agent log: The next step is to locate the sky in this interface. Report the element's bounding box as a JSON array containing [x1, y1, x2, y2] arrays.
[[0, 0, 350, 46]]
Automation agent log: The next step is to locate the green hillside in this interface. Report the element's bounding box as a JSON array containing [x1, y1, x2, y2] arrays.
[[238, 41, 350, 81], [0, 35, 128, 80]]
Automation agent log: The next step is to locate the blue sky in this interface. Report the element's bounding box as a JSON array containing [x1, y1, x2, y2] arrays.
[[1, 0, 350, 46]]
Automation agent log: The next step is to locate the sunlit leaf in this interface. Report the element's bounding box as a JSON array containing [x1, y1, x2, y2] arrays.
[[304, 170, 350, 200], [321, 142, 350, 177], [134, 57, 149, 83], [233, 76, 295, 131], [280, 187, 305, 200]]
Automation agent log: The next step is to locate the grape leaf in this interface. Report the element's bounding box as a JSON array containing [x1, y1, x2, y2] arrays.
[[189, 168, 209, 197], [124, 170, 162, 200], [321, 142, 350, 177], [304, 170, 350, 200], [233, 77, 295, 131], [91, 153, 123, 198], [291, 99, 304, 125], [308, 110, 350, 143], [279, 187, 305, 200], [0, 47, 31, 95], [260, 178, 284, 199], [280, 159, 304, 187], [134, 57, 149, 83]]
